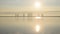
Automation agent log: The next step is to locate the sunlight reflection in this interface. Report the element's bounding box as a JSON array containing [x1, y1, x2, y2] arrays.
[[35, 16, 41, 19], [35, 24, 40, 32]]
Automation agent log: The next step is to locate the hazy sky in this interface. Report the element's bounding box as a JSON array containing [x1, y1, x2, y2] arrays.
[[0, 0, 60, 12], [0, 0, 59, 7]]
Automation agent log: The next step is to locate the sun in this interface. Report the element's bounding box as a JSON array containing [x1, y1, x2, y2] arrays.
[[35, 2, 41, 8]]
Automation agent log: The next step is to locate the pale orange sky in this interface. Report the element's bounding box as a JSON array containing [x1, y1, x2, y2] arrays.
[[0, 0, 60, 12]]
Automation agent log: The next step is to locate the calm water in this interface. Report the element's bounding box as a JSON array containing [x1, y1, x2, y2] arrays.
[[0, 17, 60, 34]]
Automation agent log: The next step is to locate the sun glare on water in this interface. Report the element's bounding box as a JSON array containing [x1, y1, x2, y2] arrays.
[[35, 24, 40, 32], [35, 16, 41, 19]]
